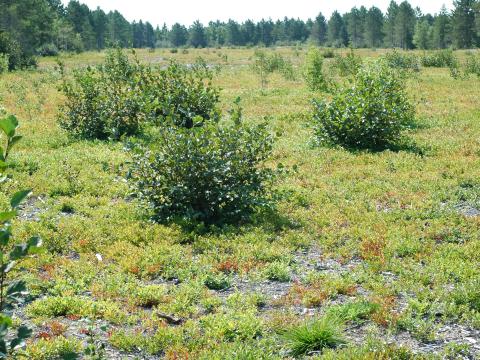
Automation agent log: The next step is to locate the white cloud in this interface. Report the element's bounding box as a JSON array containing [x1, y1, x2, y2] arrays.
[[66, 0, 452, 27]]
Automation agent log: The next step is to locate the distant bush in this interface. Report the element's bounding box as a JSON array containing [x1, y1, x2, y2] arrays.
[[58, 49, 220, 139], [36, 43, 59, 57], [464, 53, 480, 78], [331, 49, 362, 77], [58, 49, 147, 140], [0, 32, 37, 71], [251, 50, 295, 87], [312, 62, 415, 150], [421, 49, 457, 68], [383, 50, 419, 72], [322, 49, 335, 58], [303, 47, 328, 92], [129, 119, 275, 226], [170, 48, 178, 53], [0, 54, 8, 74]]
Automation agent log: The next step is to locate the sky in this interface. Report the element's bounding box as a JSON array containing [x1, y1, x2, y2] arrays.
[[66, 0, 453, 27]]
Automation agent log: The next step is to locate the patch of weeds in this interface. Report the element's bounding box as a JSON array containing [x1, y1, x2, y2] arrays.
[[201, 311, 263, 342], [204, 273, 232, 291], [26, 296, 129, 325], [132, 284, 169, 307], [23, 337, 81, 360], [263, 261, 291, 282], [283, 316, 346, 357], [325, 300, 379, 324]]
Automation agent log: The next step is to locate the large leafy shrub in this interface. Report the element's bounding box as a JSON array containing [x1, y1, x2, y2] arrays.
[[129, 119, 275, 226], [58, 49, 220, 140], [142, 60, 220, 128], [464, 53, 480, 78], [312, 62, 415, 150], [58, 49, 147, 140]]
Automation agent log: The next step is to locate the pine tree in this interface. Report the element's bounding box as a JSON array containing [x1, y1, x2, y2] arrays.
[[345, 7, 364, 48], [413, 19, 432, 49], [452, 0, 477, 48], [432, 5, 451, 49], [328, 11, 347, 47], [394, 1, 416, 49], [384, 0, 399, 47], [364, 6, 384, 48], [170, 23, 188, 47], [189, 20, 207, 48], [311, 13, 327, 45]]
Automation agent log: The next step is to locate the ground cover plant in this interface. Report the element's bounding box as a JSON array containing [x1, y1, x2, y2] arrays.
[[0, 47, 478, 359]]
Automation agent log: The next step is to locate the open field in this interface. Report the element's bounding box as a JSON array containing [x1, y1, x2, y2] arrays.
[[0, 47, 480, 359]]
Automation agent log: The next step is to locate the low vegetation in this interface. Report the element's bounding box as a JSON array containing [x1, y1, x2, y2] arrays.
[[0, 46, 478, 358]]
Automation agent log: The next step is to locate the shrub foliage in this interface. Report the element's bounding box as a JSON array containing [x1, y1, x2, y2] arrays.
[[58, 49, 220, 140], [312, 62, 415, 150], [129, 120, 275, 225], [303, 47, 328, 92]]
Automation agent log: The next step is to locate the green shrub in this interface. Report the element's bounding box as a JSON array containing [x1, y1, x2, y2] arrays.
[[303, 47, 328, 91], [325, 300, 379, 324], [331, 50, 362, 77], [58, 49, 147, 140], [383, 50, 420, 72], [0, 54, 8, 74], [284, 317, 346, 357], [144, 60, 220, 128], [251, 50, 295, 87], [263, 261, 291, 282], [58, 49, 220, 140], [421, 49, 457, 68], [0, 32, 37, 71], [322, 49, 335, 58], [464, 53, 480, 78], [312, 62, 415, 150], [129, 120, 275, 226]]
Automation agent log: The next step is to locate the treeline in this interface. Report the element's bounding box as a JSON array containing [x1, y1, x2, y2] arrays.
[[1, 0, 480, 69]]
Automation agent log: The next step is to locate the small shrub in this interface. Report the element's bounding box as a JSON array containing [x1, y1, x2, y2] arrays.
[[129, 120, 275, 226], [312, 62, 415, 150], [263, 261, 291, 282], [421, 49, 457, 68], [383, 50, 419, 72], [170, 48, 178, 53], [58, 49, 147, 140], [251, 50, 295, 88], [204, 273, 232, 291], [284, 317, 346, 357], [325, 301, 379, 324], [464, 53, 480, 78], [322, 49, 335, 58], [0, 54, 8, 74], [331, 49, 362, 77], [303, 47, 328, 92], [23, 337, 81, 360]]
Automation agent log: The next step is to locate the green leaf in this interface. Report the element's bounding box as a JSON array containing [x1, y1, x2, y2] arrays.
[[9, 244, 27, 260], [0, 147, 4, 162], [0, 211, 17, 223], [0, 229, 10, 246], [10, 190, 31, 209], [10, 325, 32, 350], [0, 115, 18, 137]]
